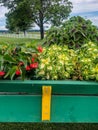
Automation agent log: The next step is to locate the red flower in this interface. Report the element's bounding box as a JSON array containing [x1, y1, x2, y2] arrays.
[[37, 46, 43, 53], [26, 66, 31, 71], [19, 61, 24, 66], [16, 70, 21, 75], [31, 58, 35, 63], [0, 71, 5, 76], [30, 62, 38, 69]]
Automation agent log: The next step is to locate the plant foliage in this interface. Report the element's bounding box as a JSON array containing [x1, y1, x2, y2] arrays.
[[37, 44, 77, 80], [44, 16, 98, 49], [0, 42, 42, 80], [37, 41, 98, 81]]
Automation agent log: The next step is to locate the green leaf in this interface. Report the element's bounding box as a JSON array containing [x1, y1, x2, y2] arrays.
[[4, 71, 10, 79], [20, 67, 26, 80], [9, 66, 18, 80], [0, 56, 4, 70], [4, 54, 16, 63]]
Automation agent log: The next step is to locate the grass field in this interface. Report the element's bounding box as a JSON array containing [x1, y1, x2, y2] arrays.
[[0, 36, 42, 46], [0, 32, 47, 39], [0, 32, 41, 39]]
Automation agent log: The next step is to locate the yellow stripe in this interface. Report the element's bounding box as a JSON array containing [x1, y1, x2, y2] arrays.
[[42, 86, 52, 121]]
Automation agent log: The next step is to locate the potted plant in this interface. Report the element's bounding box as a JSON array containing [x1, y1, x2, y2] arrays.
[[0, 41, 98, 122]]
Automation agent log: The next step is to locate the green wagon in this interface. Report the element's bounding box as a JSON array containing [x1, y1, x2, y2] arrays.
[[0, 80, 98, 122]]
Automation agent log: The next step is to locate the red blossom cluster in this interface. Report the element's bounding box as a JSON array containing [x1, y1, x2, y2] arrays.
[[0, 45, 43, 78], [37, 46, 43, 53], [16, 61, 39, 76], [26, 66, 30, 71], [0, 71, 5, 77], [16, 50, 40, 76], [16, 70, 21, 76]]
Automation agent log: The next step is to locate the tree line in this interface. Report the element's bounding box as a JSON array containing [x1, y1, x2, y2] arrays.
[[0, 0, 73, 39]]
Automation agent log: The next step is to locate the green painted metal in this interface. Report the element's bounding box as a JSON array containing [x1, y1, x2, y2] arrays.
[[0, 95, 41, 122], [0, 95, 98, 122], [0, 80, 98, 122], [0, 80, 98, 94]]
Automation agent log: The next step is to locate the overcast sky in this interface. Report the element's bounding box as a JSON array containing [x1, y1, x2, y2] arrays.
[[0, 0, 98, 30]]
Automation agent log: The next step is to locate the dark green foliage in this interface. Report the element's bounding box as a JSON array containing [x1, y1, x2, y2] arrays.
[[5, 1, 33, 35], [44, 16, 98, 49]]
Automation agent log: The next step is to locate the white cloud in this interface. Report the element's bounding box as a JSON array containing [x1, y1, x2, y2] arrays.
[[70, 0, 98, 13], [0, 25, 7, 30], [0, 6, 8, 19], [71, 0, 97, 4], [87, 16, 98, 26], [70, 0, 98, 26], [0, 6, 8, 30]]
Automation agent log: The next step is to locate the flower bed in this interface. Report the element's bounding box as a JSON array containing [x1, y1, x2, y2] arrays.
[[1, 41, 98, 81]]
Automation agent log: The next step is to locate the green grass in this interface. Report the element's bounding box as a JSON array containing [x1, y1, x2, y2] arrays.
[[0, 123, 98, 130], [0, 37, 42, 45]]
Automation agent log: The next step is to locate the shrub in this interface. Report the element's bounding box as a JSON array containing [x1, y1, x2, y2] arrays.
[[44, 16, 98, 49]]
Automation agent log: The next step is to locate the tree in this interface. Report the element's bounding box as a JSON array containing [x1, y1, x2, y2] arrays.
[[0, 0, 73, 39], [5, 1, 33, 35], [6, 11, 17, 32]]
